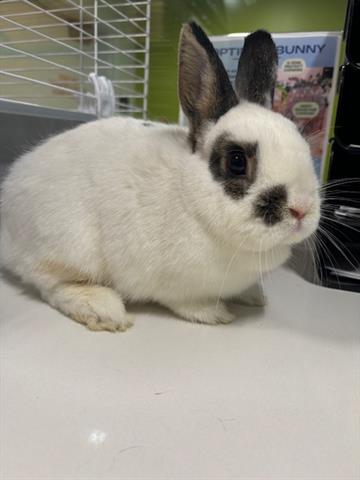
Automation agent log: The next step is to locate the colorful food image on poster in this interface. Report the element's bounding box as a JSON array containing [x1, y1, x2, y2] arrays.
[[210, 33, 341, 179]]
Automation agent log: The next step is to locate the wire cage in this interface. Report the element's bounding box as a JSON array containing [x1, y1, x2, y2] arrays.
[[0, 0, 151, 118]]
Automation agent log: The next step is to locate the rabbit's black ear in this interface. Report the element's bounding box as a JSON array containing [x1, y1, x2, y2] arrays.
[[178, 22, 238, 151], [235, 30, 278, 109]]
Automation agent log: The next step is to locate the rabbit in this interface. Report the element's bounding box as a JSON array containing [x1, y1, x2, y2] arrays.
[[0, 22, 321, 332]]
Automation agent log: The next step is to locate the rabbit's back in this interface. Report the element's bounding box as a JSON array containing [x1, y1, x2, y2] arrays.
[[0, 117, 189, 289]]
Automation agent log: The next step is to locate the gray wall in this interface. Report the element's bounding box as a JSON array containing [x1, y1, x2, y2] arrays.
[[0, 100, 95, 182]]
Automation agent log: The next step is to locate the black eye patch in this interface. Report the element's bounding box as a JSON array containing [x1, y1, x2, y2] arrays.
[[209, 134, 258, 199], [254, 185, 288, 226]]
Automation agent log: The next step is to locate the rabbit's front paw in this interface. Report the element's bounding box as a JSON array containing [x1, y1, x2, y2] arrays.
[[231, 282, 267, 307], [167, 300, 236, 325]]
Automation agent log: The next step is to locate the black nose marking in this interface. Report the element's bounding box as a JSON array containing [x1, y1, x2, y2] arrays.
[[254, 185, 287, 226]]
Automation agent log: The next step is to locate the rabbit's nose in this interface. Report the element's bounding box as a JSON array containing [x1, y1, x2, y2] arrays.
[[289, 207, 306, 220]]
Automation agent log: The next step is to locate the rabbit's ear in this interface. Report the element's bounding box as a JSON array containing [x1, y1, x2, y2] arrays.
[[235, 30, 278, 109], [178, 22, 238, 151]]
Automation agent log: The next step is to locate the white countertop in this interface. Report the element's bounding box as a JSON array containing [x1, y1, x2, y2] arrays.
[[1, 267, 359, 479]]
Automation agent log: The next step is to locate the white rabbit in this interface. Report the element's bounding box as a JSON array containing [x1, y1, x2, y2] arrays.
[[0, 23, 321, 331]]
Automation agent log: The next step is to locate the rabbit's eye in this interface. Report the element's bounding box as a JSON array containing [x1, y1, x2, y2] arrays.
[[227, 150, 246, 176], [209, 136, 257, 199]]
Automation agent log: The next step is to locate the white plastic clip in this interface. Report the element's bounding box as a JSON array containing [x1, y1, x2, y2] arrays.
[[89, 72, 116, 118]]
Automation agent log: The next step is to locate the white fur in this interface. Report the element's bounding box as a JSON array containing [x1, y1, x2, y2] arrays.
[[0, 103, 320, 330]]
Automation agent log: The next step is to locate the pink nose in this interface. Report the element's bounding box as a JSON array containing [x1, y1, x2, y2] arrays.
[[289, 207, 306, 220]]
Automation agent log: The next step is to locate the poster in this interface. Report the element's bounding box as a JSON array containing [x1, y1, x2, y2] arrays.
[[209, 32, 342, 179]]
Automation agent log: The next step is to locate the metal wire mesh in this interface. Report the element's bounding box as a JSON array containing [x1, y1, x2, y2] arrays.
[[0, 0, 151, 118]]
